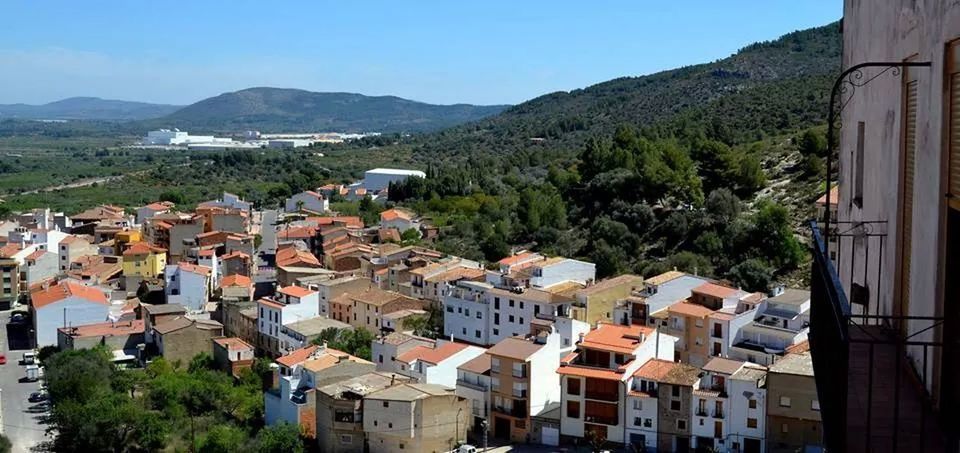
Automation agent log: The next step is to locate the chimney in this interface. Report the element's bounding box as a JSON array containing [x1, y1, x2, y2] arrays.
[[390, 374, 396, 386]]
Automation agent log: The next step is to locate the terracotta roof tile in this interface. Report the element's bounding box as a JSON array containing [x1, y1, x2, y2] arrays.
[[31, 281, 108, 309], [220, 274, 253, 288], [579, 323, 654, 355], [278, 286, 315, 298], [692, 282, 739, 299], [397, 342, 470, 365], [633, 359, 677, 381]]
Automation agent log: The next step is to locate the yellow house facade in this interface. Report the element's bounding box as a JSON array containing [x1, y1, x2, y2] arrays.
[[122, 242, 167, 278]]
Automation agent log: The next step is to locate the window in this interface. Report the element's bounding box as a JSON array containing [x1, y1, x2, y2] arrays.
[[781, 423, 789, 433], [446, 306, 453, 313], [373, 420, 378, 426], [779, 396, 791, 408], [388, 423, 393, 428], [509, 315, 515, 323], [462, 327, 467, 335], [457, 307, 462, 314], [568, 378, 581, 395], [519, 317, 524, 324], [476, 312, 482, 319], [633, 399, 642, 410], [671, 385, 680, 397], [491, 357, 500, 372], [567, 401, 580, 418], [747, 418, 758, 429], [399, 443, 404, 450], [493, 328, 499, 335], [378, 354, 383, 363], [671, 400, 681, 411], [509, 299, 515, 307], [519, 301, 524, 309], [634, 417, 642, 426], [494, 297, 500, 309], [644, 418, 652, 428], [677, 420, 687, 430], [340, 434, 352, 444], [382, 401, 389, 408], [748, 399, 757, 409], [475, 330, 481, 339], [465, 308, 470, 316], [855, 120, 866, 207], [812, 400, 820, 411]]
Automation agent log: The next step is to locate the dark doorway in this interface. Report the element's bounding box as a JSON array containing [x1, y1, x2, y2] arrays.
[[743, 437, 762, 453], [675, 436, 690, 453], [494, 416, 510, 440]]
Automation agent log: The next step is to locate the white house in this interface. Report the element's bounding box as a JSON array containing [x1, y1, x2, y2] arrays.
[[728, 364, 768, 453], [456, 354, 492, 429], [393, 340, 486, 388], [730, 289, 810, 365], [379, 208, 420, 234], [257, 286, 321, 355], [23, 250, 58, 287], [164, 263, 213, 312], [625, 359, 670, 450], [284, 191, 329, 214], [372, 332, 436, 373], [136, 201, 175, 224], [690, 357, 748, 452], [30, 281, 110, 347]]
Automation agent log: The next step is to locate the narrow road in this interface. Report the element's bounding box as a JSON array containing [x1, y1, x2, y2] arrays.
[[0, 310, 48, 452]]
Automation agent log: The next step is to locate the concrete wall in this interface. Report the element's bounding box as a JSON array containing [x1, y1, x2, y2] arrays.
[[624, 394, 658, 450], [840, 0, 960, 394], [765, 372, 821, 451], [35, 298, 110, 347], [159, 325, 222, 366], [531, 259, 596, 288], [729, 376, 767, 453], [422, 345, 486, 388]]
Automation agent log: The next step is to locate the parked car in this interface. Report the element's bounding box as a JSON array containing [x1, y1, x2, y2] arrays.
[[0, 354, 6, 365], [28, 391, 47, 403], [25, 364, 40, 382], [22, 351, 36, 365], [10, 313, 26, 324]]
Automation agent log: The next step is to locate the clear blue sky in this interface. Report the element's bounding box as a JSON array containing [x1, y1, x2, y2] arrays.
[[0, 1, 841, 106]]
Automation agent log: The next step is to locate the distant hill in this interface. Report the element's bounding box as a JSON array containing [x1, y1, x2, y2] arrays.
[[0, 97, 182, 121], [150, 88, 510, 133], [414, 22, 840, 161]]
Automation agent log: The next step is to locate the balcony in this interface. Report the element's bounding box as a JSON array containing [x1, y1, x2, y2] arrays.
[[584, 389, 618, 402], [492, 404, 527, 418], [456, 379, 488, 392], [809, 221, 954, 453]]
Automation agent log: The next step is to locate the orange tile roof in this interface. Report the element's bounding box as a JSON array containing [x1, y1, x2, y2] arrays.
[[123, 242, 166, 256], [220, 274, 253, 288], [633, 359, 678, 381], [380, 208, 413, 222], [31, 281, 108, 309], [144, 201, 175, 211], [279, 226, 316, 240], [178, 262, 212, 276], [278, 286, 315, 298], [221, 251, 251, 261], [645, 270, 686, 286], [213, 337, 254, 351], [0, 243, 23, 258], [397, 342, 470, 365], [668, 301, 716, 318], [816, 185, 840, 206], [693, 282, 739, 299], [579, 323, 654, 355], [458, 354, 491, 374], [497, 252, 538, 266], [276, 345, 319, 367], [258, 298, 285, 309]]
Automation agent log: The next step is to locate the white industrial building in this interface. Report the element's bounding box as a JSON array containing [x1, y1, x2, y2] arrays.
[[143, 129, 234, 146], [362, 168, 426, 191]]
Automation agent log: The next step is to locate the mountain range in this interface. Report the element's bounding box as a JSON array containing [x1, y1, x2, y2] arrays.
[[0, 97, 182, 121]]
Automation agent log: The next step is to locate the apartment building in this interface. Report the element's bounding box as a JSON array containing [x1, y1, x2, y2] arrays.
[[315, 372, 409, 453], [661, 282, 747, 367], [656, 363, 701, 453], [58, 235, 97, 272], [371, 332, 436, 373], [689, 357, 746, 451], [612, 271, 709, 327], [728, 364, 768, 453], [623, 359, 673, 451], [363, 383, 470, 453], [304, 276, 372, 318], [557, 323, 676, 446], [487, 334, 562, 443], [342, 287, 421, 333], [571, 274, 643, 326], [765, 351, 820, 452], [392, 341, 486, 388], [0, 243, 39, 309], [257, 286, 321, 357], [456, 354, 492, 435], [730, 289, 810, 365]]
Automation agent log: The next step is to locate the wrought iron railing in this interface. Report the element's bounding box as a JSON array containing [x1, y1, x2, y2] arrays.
[[809, 221, 952, 452]]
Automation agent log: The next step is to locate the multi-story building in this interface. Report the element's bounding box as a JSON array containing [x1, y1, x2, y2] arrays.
[[808, 3, 957, 451], [456, 354, 492, 436], [612, 271, 710, 327], [656, 362, 701, 452], [690, 357, 746, 452], [661, 282, 747, 367], [372, 332, 436, 373], [122, 242, 167, 279], [571, 274, 643, 326], [153, 317, 224, 365], [30, 280, 110, 347], [22, 250, 57, 289], [623, 359, 673, 451], [265, 344, 375, 437], [557, 323, 677, 446], [392, 341, 486, 388], [136, 201, 175, 225], [730, 289, 810, 365], [0, 243, 39, 310], [728, 364, 768, 453], [305, 276, 372, 318], [315, 371, 410, 453], [486, 333, 561, 443], [257, 286, 321, 357], [765, 350, 820, 452], [58, 235, 97, 272], [363, 383, 469, 453], [342, 287, 422, 333], [164, 263, 213, 312]]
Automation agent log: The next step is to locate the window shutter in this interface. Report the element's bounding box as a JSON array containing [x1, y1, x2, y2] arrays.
[[949, 43, 960, 206], [898, 67, 919, 314]]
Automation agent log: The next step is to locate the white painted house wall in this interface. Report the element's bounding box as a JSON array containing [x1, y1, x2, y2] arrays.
[[284, 192, 328, 214], [421, 345, 487, 388], [527, 333, 561, 418], [35, 297, 110, 347]]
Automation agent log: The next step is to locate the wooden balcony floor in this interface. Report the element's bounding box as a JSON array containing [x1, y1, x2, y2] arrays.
[[846, 326, 948, 453]]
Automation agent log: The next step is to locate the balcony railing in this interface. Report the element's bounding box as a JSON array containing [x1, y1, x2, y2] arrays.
[[491, 404, 527, 418], [456, 379, 488, 392], [809, 221, 954, 453]]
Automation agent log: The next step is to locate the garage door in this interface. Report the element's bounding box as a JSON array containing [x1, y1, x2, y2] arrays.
[[541, 427, 559, 446]]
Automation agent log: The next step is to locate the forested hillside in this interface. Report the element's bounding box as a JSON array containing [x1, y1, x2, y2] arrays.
[[377, 22, 841, 290]]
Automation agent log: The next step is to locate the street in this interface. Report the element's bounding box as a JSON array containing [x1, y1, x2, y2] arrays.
[[0, 310, 48, 452], [254, 209, 278, 298]]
